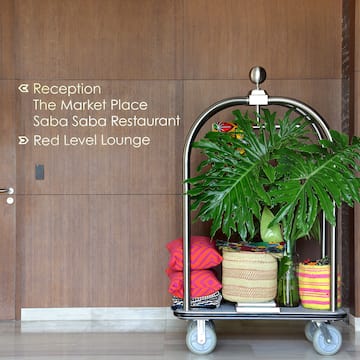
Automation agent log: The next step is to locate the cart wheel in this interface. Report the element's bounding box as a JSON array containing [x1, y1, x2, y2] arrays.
[[312, 324, 342, 356], [304, 321, 317, 342], [186, 321, 217, 355]]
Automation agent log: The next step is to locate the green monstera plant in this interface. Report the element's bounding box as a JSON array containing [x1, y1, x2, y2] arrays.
[[187, 108, 360, 306]]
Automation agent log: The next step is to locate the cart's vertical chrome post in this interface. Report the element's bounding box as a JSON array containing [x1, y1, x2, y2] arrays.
[[330, 208, 337, 312], [183, 141, 192, 312]]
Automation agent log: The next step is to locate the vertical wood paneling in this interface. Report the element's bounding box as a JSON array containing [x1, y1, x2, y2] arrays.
[[15, 80, 176, 195], [356, 0, 360, 72], [0, 0, 14, 78], [19, 195, 179, 307], [184, 0, 342, 80], [0, 81, 16, 319], [15, 0, 183, 80], [87, 81, 183, 195], [14, 0, 184, 310], [0, 0, 17, 319]]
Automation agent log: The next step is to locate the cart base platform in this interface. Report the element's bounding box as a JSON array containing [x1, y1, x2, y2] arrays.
[[173, 301, 347, 321]]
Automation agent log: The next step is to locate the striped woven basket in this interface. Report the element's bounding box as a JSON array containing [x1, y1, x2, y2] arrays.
[[298, 263, 341, 310], [222, 250, 278, 303]]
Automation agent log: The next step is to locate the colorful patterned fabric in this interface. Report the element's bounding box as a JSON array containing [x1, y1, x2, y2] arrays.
[[167, 236, 222, 271], [171, 291, 222, 310], [298, 263, 341, 310], [166, 268, 222, 298], [216, 240, 285, 254]]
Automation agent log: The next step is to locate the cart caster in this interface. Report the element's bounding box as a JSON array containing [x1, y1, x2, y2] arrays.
[[312, 324, 342, 356], [186, 320, 217, 355], [304, 321, 317, 342], [187, 319, 215, 331]]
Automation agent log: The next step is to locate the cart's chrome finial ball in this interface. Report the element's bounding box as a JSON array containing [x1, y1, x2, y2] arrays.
[[249, 66, 266, 85]]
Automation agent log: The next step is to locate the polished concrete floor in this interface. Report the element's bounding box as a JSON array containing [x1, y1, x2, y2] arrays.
[[0, 319, 359, 359]]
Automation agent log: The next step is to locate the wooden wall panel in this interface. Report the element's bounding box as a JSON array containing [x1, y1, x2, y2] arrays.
[[0, 0, 16, 320], [16, 80, 183, 195], [18, 194, 179, 308], [356, 0, 360, 72], [15, 0, 183, 80], [14, 0, 184, 312], [0, 0, 14, 78], [0, 81, 16, 319], [184, 0, 342, 79]]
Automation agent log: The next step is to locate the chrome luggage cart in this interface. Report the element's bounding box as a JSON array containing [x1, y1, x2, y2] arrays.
[[173, 67, 347, 356]]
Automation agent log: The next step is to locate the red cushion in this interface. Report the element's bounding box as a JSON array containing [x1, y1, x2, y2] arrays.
[[166, 236, 222, 271], [166, 268, 222, 298]]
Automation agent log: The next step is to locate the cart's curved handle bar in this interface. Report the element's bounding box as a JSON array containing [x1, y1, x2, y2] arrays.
[[182, 96, 337, 313]]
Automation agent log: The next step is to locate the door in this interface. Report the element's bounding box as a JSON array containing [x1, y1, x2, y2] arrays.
[[0, 82, 16, 319]]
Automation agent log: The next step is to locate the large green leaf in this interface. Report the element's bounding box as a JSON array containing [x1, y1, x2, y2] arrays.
[[186, 109, 360, 243], [269, 127, 360, 247]]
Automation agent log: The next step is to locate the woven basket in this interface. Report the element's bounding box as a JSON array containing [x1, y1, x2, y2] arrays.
[[298, 263, 341, 310], [222, 250, 278, 303]]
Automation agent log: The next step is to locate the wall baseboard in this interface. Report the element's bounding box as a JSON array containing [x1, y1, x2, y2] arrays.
[[21, 307, 185, 332], [21, 307, 174, 321], [349, 314, 360, 331]]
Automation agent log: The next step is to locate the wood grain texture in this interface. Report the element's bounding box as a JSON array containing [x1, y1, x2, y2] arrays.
[[184, 0, 342, 79], [16, 80, 183, 195], [0, 0, 14, 78], [15, 0, 183, 80], [18, 194, 179, 308], [355, 0, 360, 72], [0, 81, 16, 319]]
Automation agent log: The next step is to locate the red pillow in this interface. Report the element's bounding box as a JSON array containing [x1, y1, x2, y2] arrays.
[[167, 236, 222, 271], [166, 268, 222, 298]]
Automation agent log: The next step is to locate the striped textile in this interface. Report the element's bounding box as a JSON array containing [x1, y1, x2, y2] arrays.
[[222, 250, 278, 303], [298, 263, 341, 310], [171, 291, 223, 310], [166, 268, 222, 298], [167, 236, 222, 271]]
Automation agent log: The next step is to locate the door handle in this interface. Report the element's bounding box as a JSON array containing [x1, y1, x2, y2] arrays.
[[0, 187, 14, 195]]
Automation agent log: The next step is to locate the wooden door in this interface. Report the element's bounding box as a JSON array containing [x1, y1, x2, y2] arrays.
[[0, 0, 16, 320], [0, 83, 16, 319]]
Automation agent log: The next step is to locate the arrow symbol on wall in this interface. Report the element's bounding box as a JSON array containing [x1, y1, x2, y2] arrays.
[[18, 136, 29, 145], [18, 84, 29, 93]]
